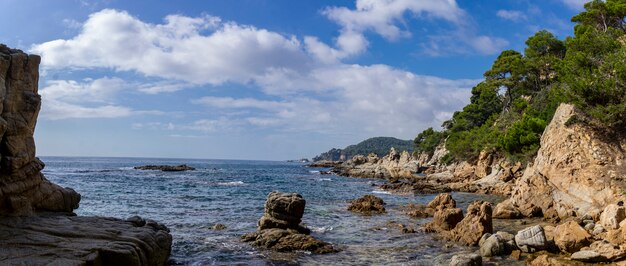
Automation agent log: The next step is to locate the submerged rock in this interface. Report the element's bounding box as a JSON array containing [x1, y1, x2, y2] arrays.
[[134, 164, 196, 171], [242, 192, 335, 254], [348, 195, 386, 215]]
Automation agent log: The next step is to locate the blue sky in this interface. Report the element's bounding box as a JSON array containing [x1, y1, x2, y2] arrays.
[[1, 0, 586, 160]]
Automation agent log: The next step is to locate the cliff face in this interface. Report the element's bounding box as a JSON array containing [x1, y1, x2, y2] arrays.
[[0, 44, 80, 215], [334, 147, 418, 179], [495, 103, 626, 220]]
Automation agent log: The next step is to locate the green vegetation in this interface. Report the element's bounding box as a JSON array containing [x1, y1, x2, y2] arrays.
[[313, 137, 413, 161], [413, 0, 626, 163]]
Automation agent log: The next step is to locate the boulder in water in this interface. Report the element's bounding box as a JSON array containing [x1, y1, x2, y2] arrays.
[[348, 195, 386, 215]]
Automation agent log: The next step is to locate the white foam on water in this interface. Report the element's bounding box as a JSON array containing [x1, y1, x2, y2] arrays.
[[217, 181, 245, 186], [372, 189, 391, 195]]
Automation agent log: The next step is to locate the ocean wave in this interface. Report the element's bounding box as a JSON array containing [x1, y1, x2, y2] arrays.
[[310, 225, 334, 233], [372, 189, 391, 195], [309, 170, 320, 174], [217, 181, 245, 186], [317, 178, 332, 181]]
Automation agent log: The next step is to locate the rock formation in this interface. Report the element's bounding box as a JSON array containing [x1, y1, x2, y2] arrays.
[[333, 148, 418, 179], [134, 164, 196, 171], [494, 103, 626, 220], [242, 192, 335, 253], [347, 194, 386, 215], [0, 45, 172, 265], [0, 44, 80, 215]]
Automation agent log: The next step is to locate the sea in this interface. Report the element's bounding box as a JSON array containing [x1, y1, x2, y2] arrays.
[[41, 156, 519, 265]]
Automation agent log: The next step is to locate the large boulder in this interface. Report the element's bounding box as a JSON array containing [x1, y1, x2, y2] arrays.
[[242, 192, 335, 253], [449, 201, 493, 245], [515, 225, 548, 253], [479, 234, 507, 257], [600, 204, 626, 230], [428, 206, 464, 231], [348, 195, 386, 215], [494, 104, 626, 221], [449, 253, 481, 266], [427, 193, 456, 209], [553, 220, 591, 253]]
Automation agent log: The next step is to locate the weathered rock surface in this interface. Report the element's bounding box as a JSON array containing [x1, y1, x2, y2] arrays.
[[347, 194, 386, 215], [529, 254, 572, 266], [449, 201, 493, 245], [306, 160, 343, 168], [333, 148, 418, 179], [0, 214, 172, 265], [495, 103, 626, 220], [448, 253, 481, 266], [600, 204, 626, 230], [582, 240, 626, 262], [479, 234, 507, 257], [570, 250, 605, 262], [553, 220, 591, 253], [134, 164, 195, 171], [242, 192, 335, 253], [0, 45, 173, 265], [515, 225, 548, 253], [0, 45, 80, 215]]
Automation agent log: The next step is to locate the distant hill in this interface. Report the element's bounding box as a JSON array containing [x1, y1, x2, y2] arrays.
[[313, 137, 413, 161]]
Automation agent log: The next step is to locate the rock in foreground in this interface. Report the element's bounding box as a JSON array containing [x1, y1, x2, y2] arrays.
[[134, 164, 196, 171], [0, 214, 172, 265], [348, 195, 386, 215], [242, 192, 335, 254]]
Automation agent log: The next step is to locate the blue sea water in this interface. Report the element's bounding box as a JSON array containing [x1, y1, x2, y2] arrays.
[[41, 156, 510, 265]]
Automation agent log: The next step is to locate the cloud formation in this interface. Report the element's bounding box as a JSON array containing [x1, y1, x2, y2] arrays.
[[497, 10, 527, 22]]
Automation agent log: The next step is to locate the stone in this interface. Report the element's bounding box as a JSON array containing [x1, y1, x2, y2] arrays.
[[427, 193, 456, 209], [449, 253, 481, 266], [529, 254, 572, 266], [515, 225, 547, 253], [584, 222, 595, 231], [450, 201, 493, 245], [570, 250, 605, 263], [600, 204, 626, 230], [479, 234, 507, 257], [493, 104, 626, 221], [0, 214, 172, 265], [587, 240, 626, 261], [593, 224, 606, 236], [510, 250, 521, 260], [243, 192, 335, 253], [553, 220, 591, 253], [332, 147, 418, 179], [428, 207, 464, 231], [133, 164, 195, 171], [212, 224, 227, 230], [347, 195, 386, 215]]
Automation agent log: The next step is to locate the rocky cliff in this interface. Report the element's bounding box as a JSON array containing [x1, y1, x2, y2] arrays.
[[0, 44, 172, 265], [0, 44, 80, 215], [333, 147, 418, 179], [495, 103, 626, 220]]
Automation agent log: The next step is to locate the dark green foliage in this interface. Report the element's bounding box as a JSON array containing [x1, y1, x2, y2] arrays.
[[313, 137, 413, 161], [498, 115, 547, 154], [413, 128, 445, 155]]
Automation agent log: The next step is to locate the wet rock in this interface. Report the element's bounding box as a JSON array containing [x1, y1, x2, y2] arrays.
[[479, 234, 507, 257], [553, 220, 591, 253], [570, 250, 605, 263], [126, 216, 146, 227], [134, 164, 195, 171], [600, 204, 625, 230], [449, 201, 493, 246], [402, 203, 433, 218], [386, 221, 416, 234], [242, 192, 335, 253], [307, 160, 342, 168], [449, 253, 481, 266], [212, 224, 227, 230], [515, 225, 547, 253], [348, 195, 386, 215], [427, 207, 463, 231], [529, 254, 571, 266]]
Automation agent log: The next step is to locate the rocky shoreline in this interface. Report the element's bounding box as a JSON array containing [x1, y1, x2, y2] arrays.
[[0, 45, 172, 265], [308, 103, 626, 264]]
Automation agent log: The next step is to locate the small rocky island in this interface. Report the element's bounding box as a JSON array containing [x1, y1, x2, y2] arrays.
[[134, 164, 196, 171], [0, 45, 172, 265]]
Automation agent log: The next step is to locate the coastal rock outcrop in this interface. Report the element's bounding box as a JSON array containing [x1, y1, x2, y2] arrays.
[[134, 164, 195, 171], [0, 45, 172, 265], [449, 201, 493, 245], [242, 192, 335, 253], [333, 148, 418, 179], [494, 103, 626, 220], [347, 195, 386, 215], [0, 45, 80, 215]]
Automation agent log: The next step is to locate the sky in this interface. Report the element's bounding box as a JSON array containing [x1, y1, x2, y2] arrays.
[[0, 0, 587, 160]]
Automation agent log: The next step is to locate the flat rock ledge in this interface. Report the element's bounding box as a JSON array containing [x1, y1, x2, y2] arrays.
[[0, 213, 172, 265], [134, 164, 196, 172]]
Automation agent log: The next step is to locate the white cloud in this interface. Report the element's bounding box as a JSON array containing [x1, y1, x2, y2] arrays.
[[496, 10, 527, 22], [192, 97, 290, 111], [32, 9, 311, 85], [560, 0, 587, 10]]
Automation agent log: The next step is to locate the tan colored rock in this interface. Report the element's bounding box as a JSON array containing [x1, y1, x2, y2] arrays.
[[427, 193, 456, 209], [553, 221, 591, 253], [495, 103, 626, 220], [600, 204, 626, 230], [475, 150, 494, 178], [335, 147, 418, 179], [585, 240, 626, 261], [449, 201, 493, 245], [348, 195, 386, 215], [0, 45, 81, 215], [427, 206, 464, 231]]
